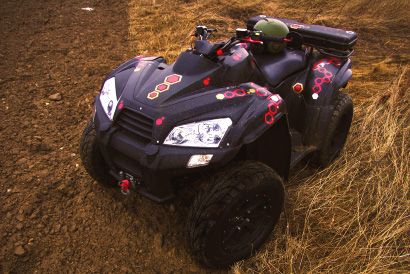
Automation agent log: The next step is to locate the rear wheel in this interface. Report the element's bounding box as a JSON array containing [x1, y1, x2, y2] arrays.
[[79, 118, 115, 187], [186, 161, 285, 268], [311, 92, 353, 167]]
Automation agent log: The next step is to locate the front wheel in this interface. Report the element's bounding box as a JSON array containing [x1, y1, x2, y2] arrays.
[[79, 119, 115, 187], [186, 161, 285, 268]]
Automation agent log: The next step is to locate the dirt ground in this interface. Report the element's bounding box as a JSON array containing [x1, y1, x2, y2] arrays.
[[1, 0, 409, 273], [0, 0, 204, 273]]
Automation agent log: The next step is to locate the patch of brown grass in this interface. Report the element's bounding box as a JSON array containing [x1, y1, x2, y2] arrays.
[[128, 0, 410, 272]]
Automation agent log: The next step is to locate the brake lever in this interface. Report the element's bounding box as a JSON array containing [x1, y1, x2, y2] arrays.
[[241, 37, 264, 45]]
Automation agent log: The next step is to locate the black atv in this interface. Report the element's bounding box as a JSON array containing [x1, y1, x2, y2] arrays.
[[80, 15, 357, 268]]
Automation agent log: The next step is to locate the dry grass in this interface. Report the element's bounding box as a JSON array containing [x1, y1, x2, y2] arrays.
[[128, 0, 409, 272]]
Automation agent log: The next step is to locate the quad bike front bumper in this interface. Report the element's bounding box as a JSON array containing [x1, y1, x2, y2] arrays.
[[93, 99, 240, 202]]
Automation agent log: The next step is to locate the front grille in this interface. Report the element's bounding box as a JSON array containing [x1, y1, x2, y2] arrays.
[[115, 108, 154, 144]]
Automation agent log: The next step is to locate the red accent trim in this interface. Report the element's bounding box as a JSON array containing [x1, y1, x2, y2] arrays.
[[224, 91, 235, 99], [293, 84, 303, 93], [155, 116, 165, 126], [264, 112, 275, 125], [241, 37, 263, 45], [119, 179, 130, 193], [312, 85, 321, 93], [118, 100, 124, 110], [234, 89, 246, 96], [202, 77, 211, 86], [216, 49, 224, 56], [165, 74, 182, 84]]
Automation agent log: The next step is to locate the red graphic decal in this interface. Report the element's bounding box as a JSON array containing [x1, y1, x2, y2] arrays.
[[311, 58, 342, 98], [265, 112, 275, 125], [203, 77, 211, 86], [250, 82, 272, 98], [155, 116, 165, 126], [222, 88, 248, 99], [164, 74, 182, 84], [234, 88, 246, 96], [264, 95, 282, 125], [224, 91, 235, 99], [147, 91, 159, 100], [155, 83, 170, 92], [218, 84, 273, 102], [118, 100, 124, 110], [147, 74, 182, 100]]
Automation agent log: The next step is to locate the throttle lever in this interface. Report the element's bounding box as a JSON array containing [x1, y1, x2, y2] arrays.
[[241, 37, 264, 45]]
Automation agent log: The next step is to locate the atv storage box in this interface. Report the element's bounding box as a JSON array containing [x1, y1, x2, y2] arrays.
[[247, 15, 357, 53]]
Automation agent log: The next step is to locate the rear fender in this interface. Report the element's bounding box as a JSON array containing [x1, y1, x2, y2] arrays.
[[305, 57, 351, 105], [304, 57, 352, 146]]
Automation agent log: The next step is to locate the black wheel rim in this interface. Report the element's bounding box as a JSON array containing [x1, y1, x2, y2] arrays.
[[221, 192, 276, 254]]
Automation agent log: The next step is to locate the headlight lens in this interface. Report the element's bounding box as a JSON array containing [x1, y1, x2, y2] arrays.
[[164, 118, 232, 148], [99, 77, 117, 120]]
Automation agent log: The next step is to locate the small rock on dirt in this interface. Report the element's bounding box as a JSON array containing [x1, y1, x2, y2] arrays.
[[153, 233, 164, 250], [48, 93, 62, 101], [16, 214, 25, 222], [14, 245, 26, 256]]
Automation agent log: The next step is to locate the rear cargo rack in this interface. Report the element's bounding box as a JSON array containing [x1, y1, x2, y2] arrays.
[[247, 15, 357, 58]]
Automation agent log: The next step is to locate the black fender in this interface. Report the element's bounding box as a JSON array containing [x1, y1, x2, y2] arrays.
[[236, 116, 291, 180], [104, 56, 166, 98], [160, 81, 291, 179], [223, 83, 291, 179], [304, 57, 352, 147]]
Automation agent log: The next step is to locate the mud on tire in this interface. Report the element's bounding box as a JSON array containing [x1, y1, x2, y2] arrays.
[[186, 161, 285, 268], [79, 118, 115, 187]]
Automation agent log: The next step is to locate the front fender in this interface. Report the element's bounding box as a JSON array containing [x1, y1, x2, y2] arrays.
[[219, 83, 291, 179], [104, 56, 166, 99]]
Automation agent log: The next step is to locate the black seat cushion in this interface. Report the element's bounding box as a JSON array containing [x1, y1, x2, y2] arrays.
[[254, 49, 306, 86]]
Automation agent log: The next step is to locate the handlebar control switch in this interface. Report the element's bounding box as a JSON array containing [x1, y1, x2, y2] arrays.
[[195, 25, 208, 37], [236, 28, 250, 39]]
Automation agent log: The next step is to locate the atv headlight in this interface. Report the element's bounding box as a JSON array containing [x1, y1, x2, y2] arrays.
[[99, 77, 118, 120], [164, 118, 232, 148]]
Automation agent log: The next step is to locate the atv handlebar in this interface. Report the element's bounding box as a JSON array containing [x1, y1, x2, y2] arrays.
[[193, 25, 217, 40], [192, 26, 292, 58]]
